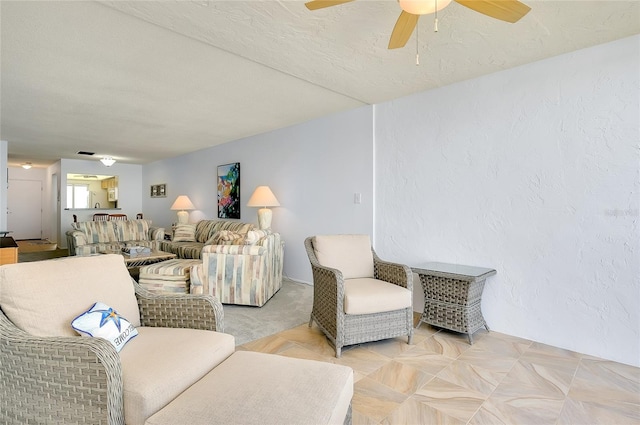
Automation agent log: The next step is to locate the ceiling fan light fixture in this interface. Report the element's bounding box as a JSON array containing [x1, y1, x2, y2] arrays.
[[100, 156, 116, 167], [399, 0, 453, 15]]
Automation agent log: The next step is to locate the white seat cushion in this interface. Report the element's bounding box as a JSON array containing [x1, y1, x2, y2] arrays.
[[145, 351, 353, 425], [313, 234, 374, 279], [344, 278, 412, 315], [119, 326, 235, 425]]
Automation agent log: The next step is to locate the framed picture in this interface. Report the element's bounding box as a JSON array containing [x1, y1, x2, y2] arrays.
[[150, 184, 167, 198], [217, 162, 240, 219]]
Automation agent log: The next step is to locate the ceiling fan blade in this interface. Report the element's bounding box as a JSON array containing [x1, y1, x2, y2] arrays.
[[454, 0, 531, 23], [304, 0, 355, 11], [388, 11, 419, 49]]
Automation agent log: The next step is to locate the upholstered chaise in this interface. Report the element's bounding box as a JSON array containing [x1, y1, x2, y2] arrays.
[[0, 254, 354, 425], [0, 254, 232, 425]]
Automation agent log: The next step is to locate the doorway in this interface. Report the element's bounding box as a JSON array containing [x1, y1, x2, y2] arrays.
[[7, 179, 42, 239]]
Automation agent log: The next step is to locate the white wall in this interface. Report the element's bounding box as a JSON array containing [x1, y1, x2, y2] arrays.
[[375, 36, 639, 367], [0, 141, 7, 231], [59, 159, 143, 247], [143, 106, 375, 281]]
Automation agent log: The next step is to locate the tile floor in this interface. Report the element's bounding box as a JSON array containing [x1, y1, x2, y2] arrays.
[[239, 316, 640, 424]]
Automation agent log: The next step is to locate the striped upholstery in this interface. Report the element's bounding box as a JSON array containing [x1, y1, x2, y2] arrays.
[[162, 220, 257, 260], [194, 220, 254, 243], [138, 259, 202, 294], [190, 233, 284, 306], [66, 219, 165, 256], [72, 220, 118, 244], [115, 219, 150, 242]]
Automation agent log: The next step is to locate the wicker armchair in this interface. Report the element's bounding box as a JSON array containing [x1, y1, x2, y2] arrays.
[[0, 263, 224, 425], [304, 235, 413, 357]]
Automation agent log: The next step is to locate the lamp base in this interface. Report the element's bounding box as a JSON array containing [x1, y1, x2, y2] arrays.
[[176, 210, 189, 224], [257, 208, 272, 230]]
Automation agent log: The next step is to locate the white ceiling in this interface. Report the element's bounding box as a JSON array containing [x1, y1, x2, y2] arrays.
[[2, 0, 639, 167]]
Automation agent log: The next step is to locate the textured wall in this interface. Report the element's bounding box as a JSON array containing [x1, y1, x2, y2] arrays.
[[374, 36, 639, 367]]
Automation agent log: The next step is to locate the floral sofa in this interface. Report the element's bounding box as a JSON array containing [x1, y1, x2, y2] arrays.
[[161, 220, 284, 307], [66, 219, 165, 256]]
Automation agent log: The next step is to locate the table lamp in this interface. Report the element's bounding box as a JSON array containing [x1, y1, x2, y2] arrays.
[[247, 186, 280, 230], [171, 195, 195, 224]]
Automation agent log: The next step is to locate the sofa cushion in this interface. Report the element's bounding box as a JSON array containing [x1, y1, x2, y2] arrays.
[[313, 234, 374, 279], [0, 254, 141, 337], [245, 229, 270, 245], [195, 220, 254, 243], [75, 242, 123, 256], [161, 241, 204, 260], [72, 220, 118, 244], [205, 229, 244, 245], [71, 301, 138, 352], [144, 351, 353, 425], [115, 219, 151, 242], [119, 326, 235, 425], [343, 278, 412, 315], [172, 224, 196, 242]]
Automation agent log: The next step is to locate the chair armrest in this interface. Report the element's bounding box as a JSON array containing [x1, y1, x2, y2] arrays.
[[65, 229, 88, 255], [133, 280, 224, 332], [303, 238, 345, 317], [373, 254, 413, 291], [0, 311, 124, 425], [148, 227, 165, 241]]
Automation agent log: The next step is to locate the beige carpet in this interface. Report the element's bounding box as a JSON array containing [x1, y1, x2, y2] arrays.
[[224, 279, 313, 346]]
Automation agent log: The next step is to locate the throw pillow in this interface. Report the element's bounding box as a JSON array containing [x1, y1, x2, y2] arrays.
[[205, 230, 245, 245], [244, 229, 269, 245], [172, 224, 196, 242], [71, 302, 138, 352]]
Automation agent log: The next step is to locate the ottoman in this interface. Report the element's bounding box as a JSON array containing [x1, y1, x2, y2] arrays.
[[138, 259, 202, 294], [144, 351, 354, 425]]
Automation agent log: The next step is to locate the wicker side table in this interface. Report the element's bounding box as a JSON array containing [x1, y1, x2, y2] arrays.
[[412, 262, 496, 344]]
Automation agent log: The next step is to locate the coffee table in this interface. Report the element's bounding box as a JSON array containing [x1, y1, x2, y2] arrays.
[[102, 250, 176, 279], [122, 250, 177, 268]]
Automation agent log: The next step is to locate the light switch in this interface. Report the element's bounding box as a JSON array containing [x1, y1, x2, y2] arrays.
[[354, 193, 362, 204]]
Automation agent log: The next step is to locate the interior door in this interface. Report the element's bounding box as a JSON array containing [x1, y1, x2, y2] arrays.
[[7, 179, 42, 240]]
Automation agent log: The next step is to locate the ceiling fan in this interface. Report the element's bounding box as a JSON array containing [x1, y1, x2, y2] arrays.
[[304, 0, 531, 49]]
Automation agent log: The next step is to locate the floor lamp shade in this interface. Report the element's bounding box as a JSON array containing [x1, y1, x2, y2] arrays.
[[247, 186, 280, 230], [171, 195, 195, 224]]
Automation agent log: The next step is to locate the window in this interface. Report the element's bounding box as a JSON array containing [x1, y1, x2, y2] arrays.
[[67, 184, 90, 208]]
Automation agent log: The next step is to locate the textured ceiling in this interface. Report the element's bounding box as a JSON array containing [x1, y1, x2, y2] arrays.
[[2, 0, 639, 167]]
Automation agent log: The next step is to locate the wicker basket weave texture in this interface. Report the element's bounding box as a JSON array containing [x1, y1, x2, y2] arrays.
[[1, 280, 223, 425], [304, 236, 413, 357]]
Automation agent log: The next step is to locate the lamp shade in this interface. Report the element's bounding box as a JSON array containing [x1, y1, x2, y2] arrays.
[[247, 186, 280, 208], [171, 195, 196, 211], [399, 0, 452, 15]]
